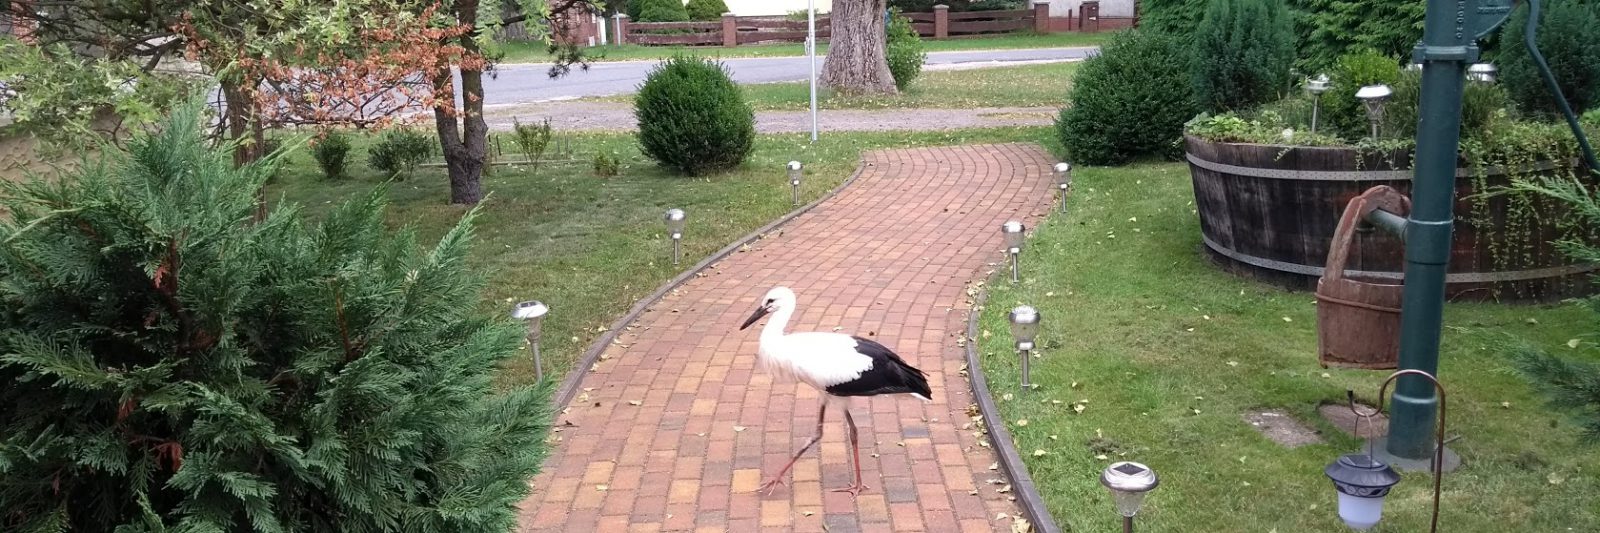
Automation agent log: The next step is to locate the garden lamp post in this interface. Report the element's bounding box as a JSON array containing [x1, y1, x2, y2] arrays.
[[1355, 84, 1393, 140], [787, 160, 803, 206], [1306, 74, 1330, 134], [1100, 461, 1159, 533], [665, 208, 686, 266], [512, 300, 550, 381], [1326, 370, 1451, 532], [1002, 221, 1025, 283], [1054, 162, 1073, 212], [1008, 305, 1040, 388], [1466, 62, 1498, 83]]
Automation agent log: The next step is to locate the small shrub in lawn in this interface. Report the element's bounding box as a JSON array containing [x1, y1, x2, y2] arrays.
[[512, 117, 554, 174], [367, 128, 436, 180], [635, 0, 688, 22], [886, 9, 926, 91], [1056, 31, 1199, 165], [1498, 0, 1600, 117], [593, 151, 622, 177], [685, 0, 729, 21], [312, 130, 353, 180], [1190, 0, 1295, 112], [1325, 49, 1401, 138], [635, 55, 754, 175]]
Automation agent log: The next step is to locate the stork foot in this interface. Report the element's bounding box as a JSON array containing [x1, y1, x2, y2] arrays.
[[829, 483, 869, 498], [758, 476, 790, 495]]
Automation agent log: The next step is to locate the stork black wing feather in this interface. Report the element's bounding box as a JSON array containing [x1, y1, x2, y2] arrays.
[[824, 336, 933, 399]]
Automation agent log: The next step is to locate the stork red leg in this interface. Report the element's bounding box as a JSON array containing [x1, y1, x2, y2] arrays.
[[760, 402, 826, 495], [831, 409, 869, 497]]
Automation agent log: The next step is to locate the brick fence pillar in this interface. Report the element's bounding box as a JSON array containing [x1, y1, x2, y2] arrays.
[[1032, 1, 1050, 33], [933, 4, 949, 39], [614, 14, 629, 45], [722, 12, 737, 47]]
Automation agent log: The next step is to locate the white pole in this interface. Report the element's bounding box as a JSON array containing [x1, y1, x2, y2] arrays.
[[808, 0, 818, 142]]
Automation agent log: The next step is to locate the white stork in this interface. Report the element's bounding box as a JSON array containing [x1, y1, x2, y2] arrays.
[[738, 286, 932, 496]]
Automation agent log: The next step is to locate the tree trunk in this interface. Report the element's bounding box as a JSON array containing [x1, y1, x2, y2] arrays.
[[821, 0, 897, 96], [433, 0, 488, 205], [220, 78, 264, 166]]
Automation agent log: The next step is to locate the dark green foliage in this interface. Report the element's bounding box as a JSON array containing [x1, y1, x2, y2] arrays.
[[593, 151, 622, 176], [887, 10, 927, 91], [1324, 49, 1401, 138], [635, 55, 754, 175], [0, 103, 552, 532], [1056, 31, 1199, 165], [1383, 69, 1512, 140], [635, 0, 689, 22], [685, 0, 729, 21], [1139, 0, 1209, 35], [1293, 0, 1425, 72], [1497, 0, 1600, 116], [1191, 0, 1296, 111], [367, 128, 436, 179], [1512, 348, 1600, 443], [312, 131, 353, 180]]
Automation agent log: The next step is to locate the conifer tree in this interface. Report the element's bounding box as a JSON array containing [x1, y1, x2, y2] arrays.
[[0, 101, 552, 532]]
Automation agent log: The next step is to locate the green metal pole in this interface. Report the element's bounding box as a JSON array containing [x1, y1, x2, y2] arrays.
[[1387, 0, 1474, 462]]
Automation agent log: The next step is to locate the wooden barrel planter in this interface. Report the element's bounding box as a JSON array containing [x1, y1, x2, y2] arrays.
[[1184, 135, 1599, 302]]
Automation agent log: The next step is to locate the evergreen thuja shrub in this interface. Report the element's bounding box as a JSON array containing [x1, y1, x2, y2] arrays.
[[685, 0, 729, 21], [635, 55, 754, 175], [635, 0, 689, 22], [1191, 0, 1296, 112], [0, 103, 552, 532], [1325, 49, 1401, 138], [1056, 31, 1199, 165], [1497, 0, 1600, 117]]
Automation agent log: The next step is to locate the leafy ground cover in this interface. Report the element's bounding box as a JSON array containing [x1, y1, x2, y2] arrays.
[[975, 161, 1600, 532]]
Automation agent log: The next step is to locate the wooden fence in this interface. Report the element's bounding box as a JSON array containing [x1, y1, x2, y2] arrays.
[[618, 3, 1057, 46]]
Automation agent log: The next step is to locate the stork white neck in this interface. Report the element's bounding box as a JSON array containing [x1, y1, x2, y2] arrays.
[[759, 301, 796, 343]]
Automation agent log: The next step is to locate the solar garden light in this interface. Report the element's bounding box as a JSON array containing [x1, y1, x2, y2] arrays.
[[664, 208, 686, 266], [511, 300, 550, 381], [787, 160, 803, 206], [1326, 370, 1451, 532], [1355, 84, 1394, 140], [1001, 221, 1026, 283], [1305, 74, 1330, 134], [1008, 305, 1040, 388], [1053, 162, 1073, 212], [1100, 461, 1159, 533], [1466, 62, 1498, 83]]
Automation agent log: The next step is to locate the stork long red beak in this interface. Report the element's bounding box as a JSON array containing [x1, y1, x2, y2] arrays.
[[740, 306, 770, 330]]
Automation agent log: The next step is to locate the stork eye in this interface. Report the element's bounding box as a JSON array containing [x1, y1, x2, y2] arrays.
[[765, 299, 775, 305]]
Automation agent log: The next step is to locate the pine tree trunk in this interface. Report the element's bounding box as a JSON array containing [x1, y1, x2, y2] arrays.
[[821, 0, 897, 96], [432, 0, 488, 206]]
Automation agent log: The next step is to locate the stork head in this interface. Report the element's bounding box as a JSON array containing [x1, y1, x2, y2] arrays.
[[740, 286, 796, 330]]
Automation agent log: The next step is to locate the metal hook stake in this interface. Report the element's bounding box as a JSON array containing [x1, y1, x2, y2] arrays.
[[1365, 370, 1449, 533]]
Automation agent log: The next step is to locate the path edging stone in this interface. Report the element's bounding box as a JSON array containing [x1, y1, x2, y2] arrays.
[[553, 160, 872, 408], [960, 191, 1066, 533]]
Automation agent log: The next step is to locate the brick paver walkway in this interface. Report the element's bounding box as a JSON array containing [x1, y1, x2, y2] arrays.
[[518, 143, 1056, 533]]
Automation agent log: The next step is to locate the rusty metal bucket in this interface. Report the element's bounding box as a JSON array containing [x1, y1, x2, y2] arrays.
[[1316, 186, 1410, 369]]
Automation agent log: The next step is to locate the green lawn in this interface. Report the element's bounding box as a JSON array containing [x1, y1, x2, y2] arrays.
[[500, 31, 1112, 64], [975, 162, 1600, 532], [595, 61, 1077, 110], [267, 127, 1053, 386]]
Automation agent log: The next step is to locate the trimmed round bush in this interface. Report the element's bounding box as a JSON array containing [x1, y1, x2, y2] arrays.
[[1325, 49, 1401, 138], [368, 128, 436, 179], [886, 10, 926, 91], [1498, 0, 1600, 117], [1056, 31, 1199, 165], [312, 130, 353, 180], [635, 55, 754, 175], [1190, 0, 1295, 111], [685, 0, 728, 21], [635, 0, 689, 22]]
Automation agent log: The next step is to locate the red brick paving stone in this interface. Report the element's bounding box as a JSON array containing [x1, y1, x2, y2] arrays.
[[516, 144, 1054, 531]]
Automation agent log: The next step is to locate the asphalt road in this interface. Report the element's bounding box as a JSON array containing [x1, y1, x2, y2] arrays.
[[477, 46, 1098, 106]]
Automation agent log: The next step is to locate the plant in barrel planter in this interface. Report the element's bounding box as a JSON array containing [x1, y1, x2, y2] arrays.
[[1182, 61, 1599, 306]]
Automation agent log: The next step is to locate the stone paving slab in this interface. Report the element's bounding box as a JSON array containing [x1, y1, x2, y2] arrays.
[[517, 143, 1057, 532]]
